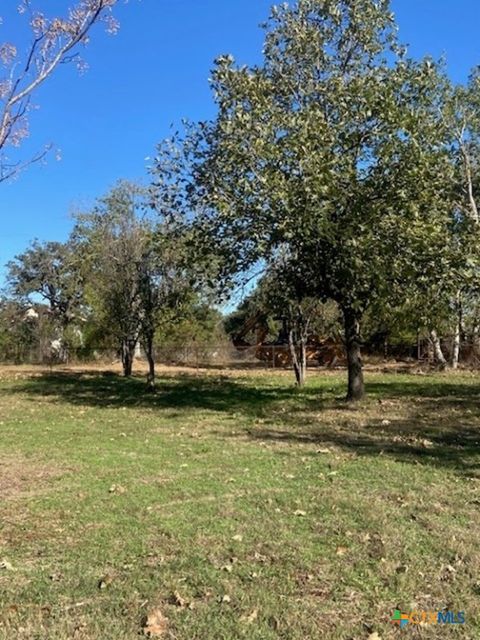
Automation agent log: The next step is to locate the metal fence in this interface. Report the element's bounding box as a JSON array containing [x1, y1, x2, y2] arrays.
[[2, 338, 480, 369], [0, 344, 313, 369]]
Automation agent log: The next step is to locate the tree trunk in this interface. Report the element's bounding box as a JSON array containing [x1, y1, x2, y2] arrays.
[[300, 338, 307, 386], [145, 331, 156, 391], [288, 329, 306, 387], [343, 307, 364, 401], [429, 329, 447, 369], [121, 338, 136, 377], [452, 321, 461, 370], [451, 291, 462, 370], [289, 329, 301, 386]]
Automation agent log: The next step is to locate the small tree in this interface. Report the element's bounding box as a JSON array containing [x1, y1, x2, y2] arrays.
[[75, 181, 192, 384], [137, 227, 191, 390], [253, 263, 331, 386], [0, 298, 37, 362], [73, 181, 147, 376]]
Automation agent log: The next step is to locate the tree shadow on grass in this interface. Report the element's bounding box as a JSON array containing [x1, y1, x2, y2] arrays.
[[241, 417, 480, 477], [6, 370, 480, 475], [236, 379, 480, 476], [7, 370, 316, 416]]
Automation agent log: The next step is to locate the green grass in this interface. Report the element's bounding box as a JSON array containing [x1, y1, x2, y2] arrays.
[[1, 366, 480, 639]]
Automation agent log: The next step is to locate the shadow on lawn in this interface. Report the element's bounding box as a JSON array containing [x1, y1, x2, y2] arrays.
[[7, 370, 480, 475], [243, 417, 480, 477], [9, 370, 310, 414], [241, 378, 480, 476]]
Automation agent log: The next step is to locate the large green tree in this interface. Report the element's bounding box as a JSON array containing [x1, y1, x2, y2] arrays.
[[405, 69, 480, 369], [184, 0, 453, 400]]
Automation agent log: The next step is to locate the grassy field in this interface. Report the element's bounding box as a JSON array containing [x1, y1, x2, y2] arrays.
[[0, 365, 479, 639]]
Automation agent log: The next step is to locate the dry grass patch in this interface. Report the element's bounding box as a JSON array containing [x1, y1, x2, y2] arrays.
[[0, 455, 68, 501]]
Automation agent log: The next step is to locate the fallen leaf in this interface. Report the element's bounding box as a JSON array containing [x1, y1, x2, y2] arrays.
[[336, 546, 348, 556], [294, 510, 307, 517], [420, 438, 434, 448], [109, 484, 126, 495], [222, 594, 231, 603], [240, 608, 258, 624], [232, 534, 243, 542], [368, 633, 382, 640], [170, 590, 187, 608], [0, 559, 14, 571], [98, 574, 114, 590], [144, 609, 168, 637]]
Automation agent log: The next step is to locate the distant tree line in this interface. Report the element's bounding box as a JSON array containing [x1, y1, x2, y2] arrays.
[[2, 180, 225, 389]]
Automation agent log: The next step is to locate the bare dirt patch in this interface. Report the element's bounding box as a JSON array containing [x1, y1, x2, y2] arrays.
[[0, 455, 67, 501]]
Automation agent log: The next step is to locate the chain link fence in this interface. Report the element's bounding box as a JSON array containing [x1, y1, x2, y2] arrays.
[[2, 337, 480, 369], [0, 343, 310, 369]]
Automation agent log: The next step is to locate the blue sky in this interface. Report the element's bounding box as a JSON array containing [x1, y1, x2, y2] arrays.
[[1, 0, 479, 285]]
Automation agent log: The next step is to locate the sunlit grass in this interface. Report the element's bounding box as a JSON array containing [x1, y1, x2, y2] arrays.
[[0, 367, 479, 638]]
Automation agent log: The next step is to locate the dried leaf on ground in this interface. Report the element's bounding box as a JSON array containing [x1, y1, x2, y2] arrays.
[[109, 484, 127, 494], [169, 591, 187, 608], [221, 563, 233, 573], [240, 608, 259, 624], [144, 609, 169, 637], [98, 574, 114, 589]]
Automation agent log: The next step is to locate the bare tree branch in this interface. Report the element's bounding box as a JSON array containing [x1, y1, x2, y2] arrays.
[[0, 0, 124, 182]]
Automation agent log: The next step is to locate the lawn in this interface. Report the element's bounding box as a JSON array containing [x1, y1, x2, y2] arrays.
[[0, 366, 479, 639]]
